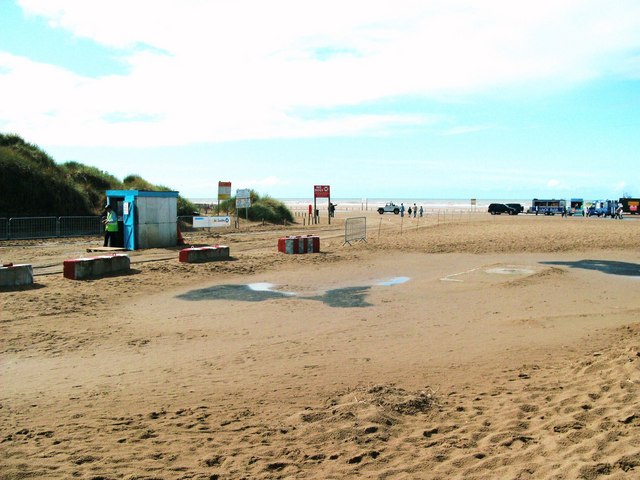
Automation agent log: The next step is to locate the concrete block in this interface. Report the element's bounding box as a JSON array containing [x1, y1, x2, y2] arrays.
[[63, 254, 130, 280], [277, 235, 320, 254], [179, 245, 230, 263], [0, 264, 33, 287]]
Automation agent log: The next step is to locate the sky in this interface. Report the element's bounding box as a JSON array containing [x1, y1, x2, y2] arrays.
[[1, 0, 639, 200]]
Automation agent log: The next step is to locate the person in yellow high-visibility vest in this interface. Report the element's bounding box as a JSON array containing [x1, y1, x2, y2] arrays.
[[103, 204, 119, 247]]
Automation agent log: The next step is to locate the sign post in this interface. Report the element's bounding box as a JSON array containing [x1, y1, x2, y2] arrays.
[[314, 185, 331, 225], [218, 181, 232, 214], [236, 188, 251, 220]]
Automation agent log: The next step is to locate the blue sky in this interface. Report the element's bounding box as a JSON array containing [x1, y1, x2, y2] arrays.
[[1, 0, 639, 200]]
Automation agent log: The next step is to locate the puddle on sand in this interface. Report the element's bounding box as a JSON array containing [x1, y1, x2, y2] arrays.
[[308, 286, 373, 308], [540, 260, 640, 277], [248, 283, 295, 295], [176, 283, 293, 302], [377, 276, 411, 286], [177, 276, 410, 308]]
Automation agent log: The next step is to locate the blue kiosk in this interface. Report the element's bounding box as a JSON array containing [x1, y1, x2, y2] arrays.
[[105, 190, 178, 250]]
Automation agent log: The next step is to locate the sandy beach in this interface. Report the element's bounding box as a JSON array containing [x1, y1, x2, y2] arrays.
[[1, 211, 639, 479]]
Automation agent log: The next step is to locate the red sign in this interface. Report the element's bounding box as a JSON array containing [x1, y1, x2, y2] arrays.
[[314, 185, 330, 198]]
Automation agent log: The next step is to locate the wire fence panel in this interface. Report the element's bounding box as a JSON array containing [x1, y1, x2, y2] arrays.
[[8, 217, 58, 240], [0, 218, 7, 240], [344, 216, 367, 245], [59, 216, 103, 237]]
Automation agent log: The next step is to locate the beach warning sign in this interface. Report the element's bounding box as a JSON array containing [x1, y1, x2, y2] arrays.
[[218, 181, 232, 200], [314, 185, 330, 198]]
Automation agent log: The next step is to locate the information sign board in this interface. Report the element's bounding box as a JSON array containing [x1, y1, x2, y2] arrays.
[[218, 181, 232, 200], [236, 198, 251, 209], [193, 216, 231, 228], [314, 185, 330, 198], [236, 188, 250, 199]]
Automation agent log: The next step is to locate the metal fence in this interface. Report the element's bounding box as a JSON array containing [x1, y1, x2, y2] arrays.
[[58, 216, 103, 237], [0, 216, 104, 240], [344, 216, 367, 245]]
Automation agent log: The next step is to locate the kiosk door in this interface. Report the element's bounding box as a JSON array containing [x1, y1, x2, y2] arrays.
[[106, 196, 125, 248], [122, 195, 136, 250]]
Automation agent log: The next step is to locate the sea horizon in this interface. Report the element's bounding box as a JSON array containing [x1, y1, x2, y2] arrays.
[[189, 197, 534, 210]]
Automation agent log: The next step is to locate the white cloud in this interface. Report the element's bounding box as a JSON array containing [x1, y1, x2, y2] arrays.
[[3, 0, 640, 146], [546, 179, 561, 188]]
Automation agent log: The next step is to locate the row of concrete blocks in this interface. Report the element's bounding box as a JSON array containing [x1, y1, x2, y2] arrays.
[[1, 246, 231, 286], [277, 235, 321, 254]]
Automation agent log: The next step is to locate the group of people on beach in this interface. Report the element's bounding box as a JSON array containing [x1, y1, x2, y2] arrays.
[[400, 203, 423, 218]]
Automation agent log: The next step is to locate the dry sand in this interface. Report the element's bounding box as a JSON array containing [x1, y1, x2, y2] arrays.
[[1, 212, 639, 479]]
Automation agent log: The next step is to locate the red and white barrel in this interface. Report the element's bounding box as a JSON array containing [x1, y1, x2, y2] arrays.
[[277, 235, 320, 254]]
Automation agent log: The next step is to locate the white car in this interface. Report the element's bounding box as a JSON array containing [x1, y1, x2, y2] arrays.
[[377, 202, 400, 214]]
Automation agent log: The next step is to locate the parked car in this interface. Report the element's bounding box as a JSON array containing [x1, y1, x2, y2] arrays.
[[488, 203, 516, 215], [378, 202, 400, 214], [505, 203, 523, 214]]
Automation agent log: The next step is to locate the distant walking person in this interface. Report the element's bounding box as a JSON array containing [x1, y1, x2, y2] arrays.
[[413, 203, 417, 218], [408, 206, 412, 217], [329, 203, 336, 218], [400, 203, 405, 217], [419, 205, 424, 217], [103, 204, 118, 247]]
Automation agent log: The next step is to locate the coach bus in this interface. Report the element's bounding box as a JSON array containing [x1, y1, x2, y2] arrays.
[[530, 198, 566, 215]]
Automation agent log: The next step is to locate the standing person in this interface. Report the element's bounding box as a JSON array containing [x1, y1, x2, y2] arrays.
[[400, 203, 405, 217], [408, 206, 412, 217], [413, 203, 417, 218], [419, 205, 424, 217], [103, 204, 118, 247]]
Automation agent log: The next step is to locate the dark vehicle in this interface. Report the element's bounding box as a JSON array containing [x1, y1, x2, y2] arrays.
[[529, 198, 566, 215], [488, 203, 516, 215], [505, 203, 523, 214], [619, 197, 640, 215]]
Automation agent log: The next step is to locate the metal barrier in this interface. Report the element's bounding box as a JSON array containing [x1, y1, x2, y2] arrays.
[[59, 216, 103, 237], [0, 215, 229, 240], [8, 217, 58, 240], [1, 216, 103, 240], [344, 216, 367, 245]]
